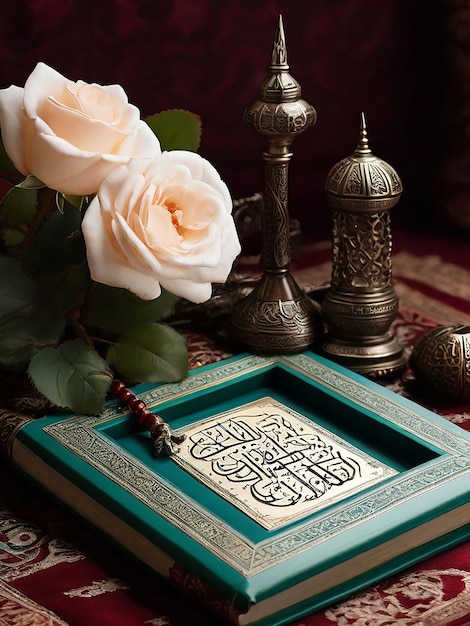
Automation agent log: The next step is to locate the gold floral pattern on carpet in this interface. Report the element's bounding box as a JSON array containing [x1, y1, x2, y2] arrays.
[[0, 512, 84, 583], [325, 569, 470, 626], [0, 579, 68, 625]]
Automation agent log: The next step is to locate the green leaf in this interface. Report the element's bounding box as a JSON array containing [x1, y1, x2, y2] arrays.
[[146, 109, 201, 152], [25, 202, 86, 274], [86, 284, 179, 335], [0, 306, 66, 372], [0, 256, 43, 321], [56, 192, 89, 212], [15, 175, 45, 190], [28, 338, 112, 414], [0, 186, 37, 227], [0, 257, 67, 371], [107, 322, 188, 383]]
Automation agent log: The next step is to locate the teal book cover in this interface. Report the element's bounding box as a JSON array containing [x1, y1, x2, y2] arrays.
[[9, 352, 470, 626]]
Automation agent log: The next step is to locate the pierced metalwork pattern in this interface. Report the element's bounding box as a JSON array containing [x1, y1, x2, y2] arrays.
[[331, 211, 392, 289]]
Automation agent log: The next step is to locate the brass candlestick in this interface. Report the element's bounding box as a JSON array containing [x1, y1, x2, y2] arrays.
[[228, 15, 321, 354], [321, 113, 406, 377]]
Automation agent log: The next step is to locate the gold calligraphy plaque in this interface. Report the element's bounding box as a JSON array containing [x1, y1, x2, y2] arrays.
[[173, 397, 397, 530]]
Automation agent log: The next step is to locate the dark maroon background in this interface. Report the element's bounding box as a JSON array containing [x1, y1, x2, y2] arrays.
[[0, 1, 444, 236]]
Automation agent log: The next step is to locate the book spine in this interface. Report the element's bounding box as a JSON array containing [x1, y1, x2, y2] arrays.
[[9, 434, 246, 626], [169, 562, 244, 624], [0, 408, 33, 464]]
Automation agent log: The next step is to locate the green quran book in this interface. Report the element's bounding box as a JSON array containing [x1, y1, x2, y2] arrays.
[[8, 352, 470, 626]]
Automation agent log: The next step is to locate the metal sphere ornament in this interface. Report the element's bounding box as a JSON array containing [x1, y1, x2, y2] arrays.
[[410, 324, 470, 401]]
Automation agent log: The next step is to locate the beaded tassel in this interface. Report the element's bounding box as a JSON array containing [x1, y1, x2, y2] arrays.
[[109, 379, 185, 456]]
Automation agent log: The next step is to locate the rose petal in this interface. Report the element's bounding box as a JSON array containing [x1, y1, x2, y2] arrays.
[[23, 62, 70, 119], [0, 85, 29, 175], [41, 96, 131, 154], [164, 150, 233, 213], [27, 130, 128, 195], [116, 120, 161, 158], [82, 196, 162, 300], [74, 82, 133, 124], [159, 275, 213, 303]]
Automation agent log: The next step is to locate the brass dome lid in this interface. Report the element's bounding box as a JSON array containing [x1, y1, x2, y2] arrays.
[[326, 113, 402, 211]]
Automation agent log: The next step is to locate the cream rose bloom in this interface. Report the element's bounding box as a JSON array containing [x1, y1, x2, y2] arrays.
[[0, 62, 160, 195], [81, 151, 241, 302]]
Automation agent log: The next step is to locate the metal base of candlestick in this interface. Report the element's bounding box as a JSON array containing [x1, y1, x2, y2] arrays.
[[228, 271, 322, 355], [321, 334, 407, 378]]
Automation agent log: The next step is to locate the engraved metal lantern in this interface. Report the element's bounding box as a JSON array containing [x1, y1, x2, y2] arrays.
[[228, 15, 322, 354], [321, 114, 407, 377]]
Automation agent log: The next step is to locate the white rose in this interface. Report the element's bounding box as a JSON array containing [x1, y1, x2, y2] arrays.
[[0, 62, 160, 195], [81, 151, 241, 302]]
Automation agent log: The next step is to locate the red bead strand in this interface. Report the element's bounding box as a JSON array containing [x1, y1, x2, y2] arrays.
[[109, 378, 185, 456], [110, 378, 163, 432]]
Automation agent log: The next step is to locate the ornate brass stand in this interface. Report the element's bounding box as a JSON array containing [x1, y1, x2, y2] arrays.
[[321, 114, 406, 377], [228, 15, 321, 354]]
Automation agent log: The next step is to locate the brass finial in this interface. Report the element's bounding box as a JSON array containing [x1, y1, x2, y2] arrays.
[[228, 16, 321, 354], [270, 14, 288, 68], [356, 112, 371, 154], [256, 15, 303, 107]]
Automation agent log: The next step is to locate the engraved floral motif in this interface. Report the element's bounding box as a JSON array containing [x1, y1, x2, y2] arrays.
[[345, 163, 363, 195], [369, 162, 389, 195]]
